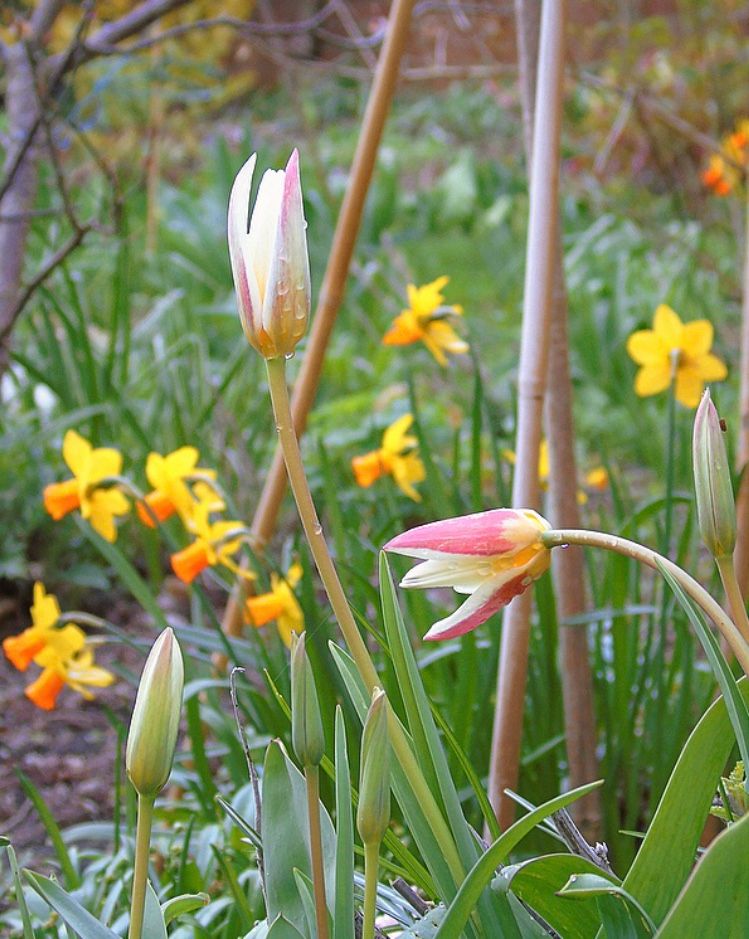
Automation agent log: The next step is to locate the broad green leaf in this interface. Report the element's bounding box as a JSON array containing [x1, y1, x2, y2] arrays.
[[379, 554, 518, 937], [263, 740, 335, 934], [434, 781, 603, 939], [161, 892, 210, 925], [142, 881, 168, 939], [558, 873, 655, 937], [266, 914, 306, 939], [333, 707, 355, 939], [623, 679, 749, 924], [495, 854, 619, 939], [655, 809, 749, 936], [24, 871, 119, 939]]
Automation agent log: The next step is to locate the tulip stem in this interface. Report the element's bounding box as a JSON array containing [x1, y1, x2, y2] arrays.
[[264, 356, 465, 889], [362, 840, 380, 939], [717, 556, 749, 645], [305, 765, 330, 939], [128, 793, 154, 939], [542, 529, 749, 676]]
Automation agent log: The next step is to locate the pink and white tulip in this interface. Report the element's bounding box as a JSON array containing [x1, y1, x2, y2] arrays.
[[384, 508, 551, 640], [228, 150, 311, 359]]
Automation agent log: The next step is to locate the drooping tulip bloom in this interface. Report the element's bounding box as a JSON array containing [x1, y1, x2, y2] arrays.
[[384, 508, 551, 640], [228, 150, 311, 359]]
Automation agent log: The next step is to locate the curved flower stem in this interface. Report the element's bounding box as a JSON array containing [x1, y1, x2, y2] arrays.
[[128, 793, 154, 939], [264, 356, 465, 888], [362, 841, 380, 939], [717, 555, 749, 646], [305, 765, 329, 939], [541, 529, 749, 677]]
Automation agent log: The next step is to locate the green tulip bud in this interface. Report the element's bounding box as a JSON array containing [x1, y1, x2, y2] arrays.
[[693, 389, 736, 560], [126, 628, 184, 797], [290, 632, 324, 768], [356, 689, 390, 847]]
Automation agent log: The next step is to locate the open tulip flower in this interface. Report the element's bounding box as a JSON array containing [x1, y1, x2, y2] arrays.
[[228, 149, 311, 359], [43, 430, 130, 542], [137, 446, 223, 528], [245, 562, 304, 647], [382, 276, 468, 366], [384, 508, 552, 640], [352, 413, 426, 502], [626, 304, 727, 408]]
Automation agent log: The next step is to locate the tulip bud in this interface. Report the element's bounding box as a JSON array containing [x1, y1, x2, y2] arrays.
[[356, 689, 390, 846], [228, 149, 311, 359], [126, 628, 184, 798], [290, 632, 324, 768], [693, 389, 736, 560]]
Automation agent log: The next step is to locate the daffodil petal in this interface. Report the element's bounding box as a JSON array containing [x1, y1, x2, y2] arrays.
[[675, 367, 705, 409], [653, 304, 683, 349], [696, 352, 728, 382], [634, 362, 672, 398], [681, 320, 713, 358], [382, 414, 415, 454], [62, 429, 92, 477], [626, 330, 663, 365]]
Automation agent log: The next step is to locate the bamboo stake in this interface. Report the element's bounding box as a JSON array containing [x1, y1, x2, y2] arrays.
[[219, 0, 416, 649], [487, 0, 566, 830], [733, 188, 749, 598], [511, 0, 600, 837]]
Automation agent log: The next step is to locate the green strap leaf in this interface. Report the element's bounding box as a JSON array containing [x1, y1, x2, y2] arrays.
[[24, 871, 119, 939], [333, 707, 356, 939], [161, 892, 210, 925], [558, 873, 655, 937], [142, 881, 168, 939]]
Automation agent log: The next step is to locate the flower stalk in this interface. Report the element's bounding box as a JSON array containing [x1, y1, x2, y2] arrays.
[[128, 793, 154, 939], [541, 528, 749, 676], [264, 355, 465, 888]]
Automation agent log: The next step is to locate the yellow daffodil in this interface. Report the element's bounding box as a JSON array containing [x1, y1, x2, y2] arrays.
[[43, 430, 130, 542], [137, 446, 223, 527], [245, 562, 304, 647], [3, 583, 61, 671], [585, 467, 609, 491], [26, 639, 114, 711], [352, 414, 426, 502], [382, 276, 468, 366], [170, 503, 253, 584], [626, 304, 727, 408], [701, 118, 749, 196], [503, 443, 607, 504]]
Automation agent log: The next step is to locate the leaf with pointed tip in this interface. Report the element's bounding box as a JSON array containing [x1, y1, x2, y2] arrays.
[[266, 914, 306, 938], [558, 873, 655, 937], [142, 881, 167, 939], [161, 892, 210, 925], [24, 871, 119, 939]]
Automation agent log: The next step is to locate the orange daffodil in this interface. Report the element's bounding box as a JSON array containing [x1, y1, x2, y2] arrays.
[[626, 304, 727, 408], [3, 583, 113, 710], [170, 502, 252, 584], [383, 276, 468, 366], [701, 118, 749, 197], [352, 414, 426, 502], [43, 430, 130, 542], [385, 508, 551, 640], [137, 447, 223, 528], [245, 562, 304, 647]]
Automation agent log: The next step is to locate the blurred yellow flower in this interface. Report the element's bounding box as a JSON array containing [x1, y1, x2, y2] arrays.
[[585, 467, 609, 491], [27, 641, 114, 711], [382, 276, 468, 366], [503, 442, 607, 504], [137, 446, 222, 528], [701, 118, 749, 197], [626, 304, 727, 408], [245, 562, 304, 647], [43, 430, 130, 542], [352, 414, 426, 502]]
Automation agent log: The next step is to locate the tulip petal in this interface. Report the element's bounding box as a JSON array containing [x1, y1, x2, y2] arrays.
[[384, 508, 548, 560], [228, 153, 261, 339], [399, 556, 492, 593], [423, 572, 529, 640]]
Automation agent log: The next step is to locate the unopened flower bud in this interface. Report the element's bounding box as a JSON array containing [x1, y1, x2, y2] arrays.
[[356, 689, 390, 846], [290, 632, 324, 768], [693, 389, 736, 560], [126, 628, 184, 798], [228, 149, 311, 359]]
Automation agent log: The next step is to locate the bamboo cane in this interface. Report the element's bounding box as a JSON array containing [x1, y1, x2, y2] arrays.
[[487, 0, 567, 829], [218, 0, 416, 652], [732, 188, 749, 598]]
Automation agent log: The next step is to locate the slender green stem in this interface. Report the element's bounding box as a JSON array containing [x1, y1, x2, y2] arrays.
[[128, 793, 154, 939], [661, 376, 678, 556], [541, 528, 749, 677], [305, 765, 329, 939], [264, 357, 465, 888], [362, 840, 380, 939], [717, 555, 749, 645]]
